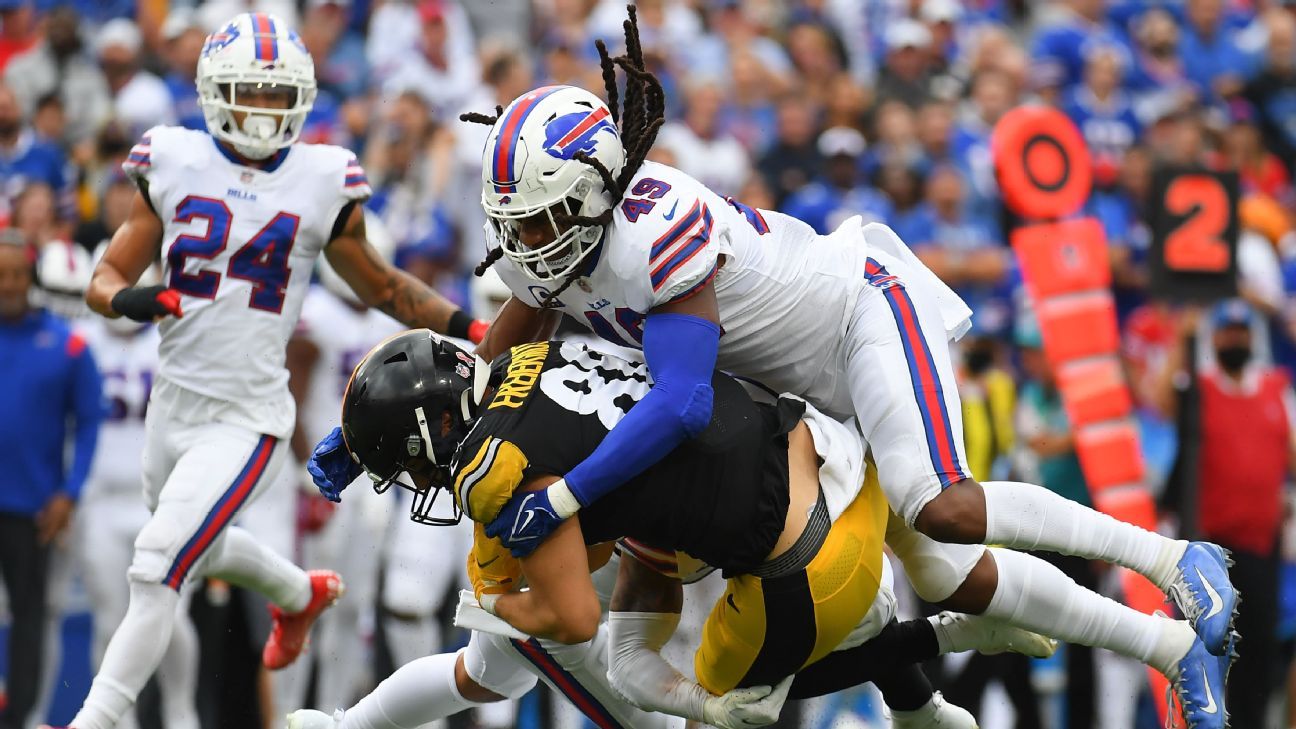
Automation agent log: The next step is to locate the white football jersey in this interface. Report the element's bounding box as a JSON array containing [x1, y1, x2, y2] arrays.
[[491, 161, 870, 408], [295, 285, 405, 446], [80, 319, 162, 496], [123, 126, 371, 435]]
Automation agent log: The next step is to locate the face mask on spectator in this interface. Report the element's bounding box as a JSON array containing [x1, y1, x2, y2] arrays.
[[1216, 345, 1251, 373]]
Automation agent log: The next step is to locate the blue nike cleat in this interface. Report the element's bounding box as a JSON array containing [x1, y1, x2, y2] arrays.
[[1168, 542, 1239, 656], [1172, 637, 1228, 729]]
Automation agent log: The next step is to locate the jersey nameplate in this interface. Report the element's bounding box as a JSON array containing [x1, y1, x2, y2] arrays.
[[489, 342, 550, 409]]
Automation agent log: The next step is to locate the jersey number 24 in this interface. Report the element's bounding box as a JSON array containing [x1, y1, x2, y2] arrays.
[[168, 195, 298, 313]]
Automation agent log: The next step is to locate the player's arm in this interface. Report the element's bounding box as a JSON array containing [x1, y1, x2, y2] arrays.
[[324, 203, 487, 342], [485, 282, 721, 555], [474, 295, 561, 362], [490, 476, 602, 644], [285, 333, 320, 464], [606, 552, 788, 728], [86, 189, 182, 321]]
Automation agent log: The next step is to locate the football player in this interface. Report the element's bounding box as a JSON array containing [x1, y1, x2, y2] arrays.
[[463, 9, 1232, 725], [49, 13, 489, 729], [302, 332, 1068, 729]]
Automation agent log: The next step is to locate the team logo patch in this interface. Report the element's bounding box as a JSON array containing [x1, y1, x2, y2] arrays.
[[498, 195, 512, 205], [240, 171, 254, 184], [867, 272, 903, 291], [543, 108, 617, 161]]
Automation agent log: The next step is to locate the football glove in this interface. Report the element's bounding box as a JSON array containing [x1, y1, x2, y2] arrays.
[[307, 427, 362, 503], [484, 481, 580, 557], [111, 285, 183, 321], [702, 676, 794, 729]]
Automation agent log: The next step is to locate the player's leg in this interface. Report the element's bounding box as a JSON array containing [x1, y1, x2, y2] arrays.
[[156, 586, 200, 729], [381, 506, 473, 669], [310, 504, 378, 711], [288, 630, 539, 729], [70, 422, 306, 729], [846, 249, 1235, 653]]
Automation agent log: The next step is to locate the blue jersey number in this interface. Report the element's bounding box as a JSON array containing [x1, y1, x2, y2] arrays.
[[168, 196, 299, 312], [584, 307, 644, 347], [619, 178, 673, 223], [103, 369, 153, 422]]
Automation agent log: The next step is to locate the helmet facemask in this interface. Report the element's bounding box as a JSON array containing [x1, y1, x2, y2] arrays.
[[198, 79, 315, 160], [358, 404, 468, 526], [486, 172, 610, 282]]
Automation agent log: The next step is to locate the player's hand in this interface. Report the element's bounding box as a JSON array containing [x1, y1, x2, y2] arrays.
[[702, 676, 794, 729], [484, 489, 565, 558], [110, 285, 183, 322], [307, 427, 362, 503], [36, 493, 75, 545]]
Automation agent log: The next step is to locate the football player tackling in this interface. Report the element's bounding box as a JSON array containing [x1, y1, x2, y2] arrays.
[[466, 7, 1234, 726], [46, 13, 486, 729]]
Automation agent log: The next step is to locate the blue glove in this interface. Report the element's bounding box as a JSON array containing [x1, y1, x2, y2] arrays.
[[308, 427, 363, 503], [484, 488, 565, 557]]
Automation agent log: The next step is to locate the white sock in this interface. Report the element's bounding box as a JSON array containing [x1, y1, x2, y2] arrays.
[[72, 581, 179, 729], [157, 593, 201, 729], [982, 481, 1187, 590], [982, 548, 1194, 677], [339, 652, 477, 729], [204, 526, 311, 612], [384, 613, 440, 670]]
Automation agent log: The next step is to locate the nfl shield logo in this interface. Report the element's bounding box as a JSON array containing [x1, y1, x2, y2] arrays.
[[240, 171, 254, 184], [577, 279, 593, 293]]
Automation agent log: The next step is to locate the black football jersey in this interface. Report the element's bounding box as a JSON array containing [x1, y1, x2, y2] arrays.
[[450, 341, 802, 574]]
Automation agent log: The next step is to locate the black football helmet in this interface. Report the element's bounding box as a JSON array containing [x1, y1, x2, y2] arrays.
[[341, 329, 488, 525]]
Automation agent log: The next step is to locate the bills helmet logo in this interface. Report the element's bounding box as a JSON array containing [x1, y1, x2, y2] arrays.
[[203, 22, 241, 56], [543, 108, 617, 161]]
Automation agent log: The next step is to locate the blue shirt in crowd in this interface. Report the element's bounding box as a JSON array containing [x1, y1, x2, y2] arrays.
[[0, 310, 103, 515]]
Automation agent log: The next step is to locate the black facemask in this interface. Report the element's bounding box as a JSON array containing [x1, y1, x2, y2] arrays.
[[1217, 345, 1251, 373]]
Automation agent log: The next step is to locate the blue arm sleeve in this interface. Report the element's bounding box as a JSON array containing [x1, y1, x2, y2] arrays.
[[64, 346, 104, 501], [562, 313, 721, 506]]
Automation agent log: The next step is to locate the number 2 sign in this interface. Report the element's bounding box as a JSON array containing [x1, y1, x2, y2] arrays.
[[1148, 167, 1238, 302]]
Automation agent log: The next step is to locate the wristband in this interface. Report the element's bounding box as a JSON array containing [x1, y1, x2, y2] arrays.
[[468, 318, 489, 344], [479, 592, 501, 616], [549, 478, 582, 518], [447, 309, 473, 340]]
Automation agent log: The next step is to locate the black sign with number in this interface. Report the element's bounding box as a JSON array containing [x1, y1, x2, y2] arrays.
[[1148, 167, 1239, 303]]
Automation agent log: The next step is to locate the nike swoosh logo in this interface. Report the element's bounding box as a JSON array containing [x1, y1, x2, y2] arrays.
[[1200, 665, 1218, 713], [519, 509, 536, 534], [726, 594, 740, 614], [663, 200, 679, 220], [1197, 566, 1224, 620], [476, 556, 500, 569]]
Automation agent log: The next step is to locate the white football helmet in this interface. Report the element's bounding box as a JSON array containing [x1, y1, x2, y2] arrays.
[[197, 12, 316, 160], [480, 85, 625, 282], [33, 240, 93, 320], [318, 208, 394, 306], [469, 265, 512, 320]]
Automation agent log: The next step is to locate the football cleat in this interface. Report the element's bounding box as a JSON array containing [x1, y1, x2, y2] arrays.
[[1171, 636, 1228, 729], [285, 708, 343, 729], [263, 570, 345, 670], [931, 612, 1058, 658], [1168, 542, 1239, 656], [889, 692, 979, 729]]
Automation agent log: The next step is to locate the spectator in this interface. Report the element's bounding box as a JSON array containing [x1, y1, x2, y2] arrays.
[[72, 171, 132, 252], [916, 98, 956, 166], [782, 126, 891, 234], [1029, 0, 1130, 92], [821, 70, 870, 130], [899, 165, 1013, 337], [0, 0, 37, 72], [685, 0, 791, 86], [4, 5, 109, 144], [718, 47, 778, 154], [300, 0, 369, 103], [861, 99, 925, 179], [1245, 8, 1296, 174], [784, 21, 844, 108], [657, 79, 751, 197], [0, 230, 102, 729], [1064, 46, 1140, 187], [158, 9, 206, 131], [874, 18, 936, 109], [756, 95, 822, 207], [0, 85, 67, 225], [952, 68, 1016, 237], [1158, 300, 1296, 729], [365, 91, 456, 253], [95, 18, 174, 137], [920, 0, 965, 75], [1214, 101, 1294, 207], [375, 0, 480, 118], [1180, 0, 1257, 100], [10, 182, 61, 247], [1126, 8, 1195, 124]]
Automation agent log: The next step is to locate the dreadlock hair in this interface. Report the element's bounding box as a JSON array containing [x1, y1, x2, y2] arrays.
[[459, 4, 666, 308]]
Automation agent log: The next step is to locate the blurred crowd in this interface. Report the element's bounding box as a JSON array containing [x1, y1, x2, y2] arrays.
[[7, 0, 1296, 727]]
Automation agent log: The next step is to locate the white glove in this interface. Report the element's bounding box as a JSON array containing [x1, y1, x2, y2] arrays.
[[701, 675, 794, 729]]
